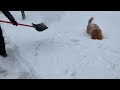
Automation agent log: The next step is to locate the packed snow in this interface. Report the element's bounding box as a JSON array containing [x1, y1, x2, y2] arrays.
[[0, 11, 120, 79]]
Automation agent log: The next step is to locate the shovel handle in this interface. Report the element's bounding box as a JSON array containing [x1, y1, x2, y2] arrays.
[[0, 20, 33, 27]]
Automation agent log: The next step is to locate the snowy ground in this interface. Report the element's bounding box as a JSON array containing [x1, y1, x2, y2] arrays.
[[0, 11, 120, 79]]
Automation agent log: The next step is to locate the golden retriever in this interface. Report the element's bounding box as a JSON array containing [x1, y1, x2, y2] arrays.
[[86, 17, 103, 40]]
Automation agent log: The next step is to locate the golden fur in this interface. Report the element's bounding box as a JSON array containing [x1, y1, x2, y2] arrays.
[[86, 17, 103, 40]]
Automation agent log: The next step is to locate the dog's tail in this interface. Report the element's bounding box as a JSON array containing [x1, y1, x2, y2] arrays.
[[88, 17, 94, 24]]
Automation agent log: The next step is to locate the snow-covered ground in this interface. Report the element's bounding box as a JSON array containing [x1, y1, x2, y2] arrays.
[[0, 11, 120, 79]]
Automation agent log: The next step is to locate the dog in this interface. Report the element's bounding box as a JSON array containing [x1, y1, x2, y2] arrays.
[[86, 17, 103, 40]]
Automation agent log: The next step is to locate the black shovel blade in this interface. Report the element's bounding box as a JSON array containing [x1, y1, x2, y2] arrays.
[[32, 23, 48, 32]]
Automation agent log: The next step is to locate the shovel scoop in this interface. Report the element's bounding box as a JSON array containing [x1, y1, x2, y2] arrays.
[[32, 23, 48, 32]]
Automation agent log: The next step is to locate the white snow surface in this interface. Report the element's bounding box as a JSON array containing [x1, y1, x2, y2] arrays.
[[0, 11, 120, 79]]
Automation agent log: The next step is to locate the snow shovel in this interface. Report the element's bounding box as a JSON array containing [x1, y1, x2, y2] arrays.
[[0, 20, 48, 32]]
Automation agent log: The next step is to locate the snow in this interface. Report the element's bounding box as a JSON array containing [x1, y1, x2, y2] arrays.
[[0, 11, 120, 79]]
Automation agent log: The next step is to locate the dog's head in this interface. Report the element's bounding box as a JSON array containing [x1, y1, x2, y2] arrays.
[[91, 29, 103, 40]]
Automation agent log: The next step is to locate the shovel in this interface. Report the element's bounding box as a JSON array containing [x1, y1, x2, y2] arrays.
[[0, 20, 48, 32]]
